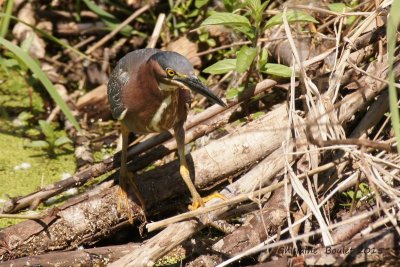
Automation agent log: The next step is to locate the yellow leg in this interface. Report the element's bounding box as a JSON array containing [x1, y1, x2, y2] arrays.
[[118, 125, 146, 222], [179, 163, 203, 210], [174, 124, 226, 210]]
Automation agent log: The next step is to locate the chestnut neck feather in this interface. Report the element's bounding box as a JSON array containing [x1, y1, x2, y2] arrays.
[[120, 58, 189, 133]]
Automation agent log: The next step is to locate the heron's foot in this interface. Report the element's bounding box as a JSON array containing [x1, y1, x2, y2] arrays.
[[117, 184, 134, 223], [188, 192, 227, 210], [117, 171, 147, 223]]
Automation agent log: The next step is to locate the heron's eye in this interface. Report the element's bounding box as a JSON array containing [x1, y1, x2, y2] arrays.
[[166, 68, 176, 77]]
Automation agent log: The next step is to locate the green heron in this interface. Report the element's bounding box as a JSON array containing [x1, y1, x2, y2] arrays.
[[107, 48, 226, 218]]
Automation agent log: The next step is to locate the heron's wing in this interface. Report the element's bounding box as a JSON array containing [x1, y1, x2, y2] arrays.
[[107, 48, 160, 120]]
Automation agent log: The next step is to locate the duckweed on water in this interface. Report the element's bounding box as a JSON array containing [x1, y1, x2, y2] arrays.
[[0, 69, 76, 228]]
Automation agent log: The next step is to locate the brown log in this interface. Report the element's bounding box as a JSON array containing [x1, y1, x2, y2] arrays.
[[0, 243, 140, 267], [0, 185, 142, 261], [109, 221, 200, 267], [210, 194, 371, 262]]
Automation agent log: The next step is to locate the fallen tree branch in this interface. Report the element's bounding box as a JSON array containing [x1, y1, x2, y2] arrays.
[[0, 185, 142, 261]]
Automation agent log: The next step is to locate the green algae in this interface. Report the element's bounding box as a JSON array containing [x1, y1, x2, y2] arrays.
[[0, 67, 44, 114], [0, 130, 76, 228], [0, 68, 76, 228]]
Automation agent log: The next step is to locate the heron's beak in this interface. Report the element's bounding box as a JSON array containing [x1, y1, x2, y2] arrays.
[[177, 75, 226, 107]]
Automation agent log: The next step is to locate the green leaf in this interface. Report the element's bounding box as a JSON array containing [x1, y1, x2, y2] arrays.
[[328, 3, 347, 13], [246, 0, 261, 10], [0, 37, 81, 130], [206, 38, 216, 47], [39, 120, 55, 139], [24, 140, 50, 149], [345, 15, 357, 26], [199, 31, 209, 42], [18, 111, 33, 122], [75, 0, 82, 22], [54, 136, 73, 147], [201, 12, 251, 27], [15, 111, 33, 127], [203, 58, 237, 74], [329, 3, 355, 25], [201, 12, 254, 38], [264, 10, 318, 30], [195, 0, 209, 8], [187, 8, 200, 18], [82, 0, 133, 36], [175, 22, 188, 29], [246, 0, 262, 19], [261, 63, 293, 77], [359, 183, 370, 193], [0, 57, 18, 68], [226, 86, 244, 100], [222, 0, 248, 11], [355, 190, 363, 199], [345, 191, 354, 199], [388, 0, 400, 153], [258, 48, 269, 70], [236, 46, 257, 73], [246, 0, 269, 24], [250, 111, 265, 120], [222, 0, 237, 12]]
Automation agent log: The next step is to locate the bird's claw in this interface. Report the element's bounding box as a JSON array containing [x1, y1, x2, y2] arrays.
[[117, 185, 134, 223], [188, 192, 227, 210], [188, 197, 204, 211]]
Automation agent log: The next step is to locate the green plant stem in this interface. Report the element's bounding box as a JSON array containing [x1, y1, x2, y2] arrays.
[[243, 21, 260, 90], [0, 0, 14, 38]]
